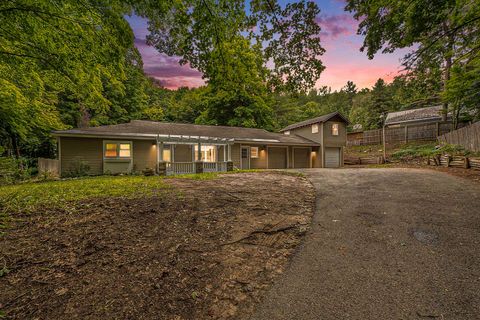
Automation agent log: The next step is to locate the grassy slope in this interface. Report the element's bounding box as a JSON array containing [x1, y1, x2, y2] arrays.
[[347, 142, 480, 161], [0, 170, 295, 230]]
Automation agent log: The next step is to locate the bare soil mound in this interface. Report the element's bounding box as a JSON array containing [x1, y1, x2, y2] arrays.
[[0, 172, 315, 320]]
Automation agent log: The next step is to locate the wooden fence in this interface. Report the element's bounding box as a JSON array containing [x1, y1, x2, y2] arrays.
[[347, 122, 455, 146], [437, 121, 480, 152], [38, 158, 60, 176]]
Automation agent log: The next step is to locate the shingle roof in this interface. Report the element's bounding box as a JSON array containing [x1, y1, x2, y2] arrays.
[[385, 105, 450, 125], [53, 120, 318, 146], [279, 111, 349, 132]]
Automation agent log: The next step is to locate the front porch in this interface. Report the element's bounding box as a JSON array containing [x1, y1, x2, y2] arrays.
[[155, 134, 234, 175]]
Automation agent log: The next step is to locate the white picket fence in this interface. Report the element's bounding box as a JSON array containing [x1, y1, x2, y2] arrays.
[[204, 161, 228, 173], [166, 161, 228, 175], [166, 162, 195, 175]]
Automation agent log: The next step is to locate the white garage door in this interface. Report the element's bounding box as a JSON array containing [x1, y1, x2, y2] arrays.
[[324, 147, 341, 168]]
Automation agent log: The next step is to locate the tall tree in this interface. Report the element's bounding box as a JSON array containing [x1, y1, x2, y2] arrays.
[[345, 0, 480, 121], [135, 0, 325, 94]]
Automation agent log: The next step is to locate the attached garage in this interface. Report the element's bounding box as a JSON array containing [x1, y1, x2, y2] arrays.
[[293, 147, 310, 168], [268, 147, 287, 169], [324, 147, 341, 168]]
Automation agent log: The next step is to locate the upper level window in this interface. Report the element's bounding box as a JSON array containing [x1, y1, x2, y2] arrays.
[[332, 123, 339, 136], [104, 141, 132, 159], [284, 131, 290, 135], [311, 123, 319, 133], [250, 147, 259, 158]]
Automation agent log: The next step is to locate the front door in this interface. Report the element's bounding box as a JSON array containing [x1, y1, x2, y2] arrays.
[[241, 146, 250, 169]]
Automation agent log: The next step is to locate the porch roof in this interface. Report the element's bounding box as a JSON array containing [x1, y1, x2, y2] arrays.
[[53, 120, 319, 146]]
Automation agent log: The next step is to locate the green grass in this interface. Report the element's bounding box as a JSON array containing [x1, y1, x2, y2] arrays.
[[0, 170, 289, 230], [390, 143, 472, 160], [0, 175, 170, 218]]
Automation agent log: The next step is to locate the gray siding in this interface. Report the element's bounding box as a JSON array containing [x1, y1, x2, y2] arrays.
[[288, 124, 323, 144], [60, 137, 103, 176], [323, 120, 347, 147], [133, 140, 157, 172]]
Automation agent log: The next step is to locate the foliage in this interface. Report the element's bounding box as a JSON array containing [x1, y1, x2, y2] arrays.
[[136, 0, 325, 94], [390, 143, 470, 160], [63, 160, 91, 178], [0, 157, 31, 185], [345, 0, 480, 122], [0, 0, 160, 158]]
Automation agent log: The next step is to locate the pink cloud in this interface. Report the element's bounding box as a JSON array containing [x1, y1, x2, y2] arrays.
[[316, 62, 402, 90], [316, 14, 357, 40], [133, 38, 204, 89]]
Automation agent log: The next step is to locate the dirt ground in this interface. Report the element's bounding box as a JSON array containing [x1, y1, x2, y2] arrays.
[[250, 168, 480, 320], [0, 172, 315, 320]]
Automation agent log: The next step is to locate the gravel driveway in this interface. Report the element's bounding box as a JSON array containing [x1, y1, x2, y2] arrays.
[[249, 168, 480, 320]]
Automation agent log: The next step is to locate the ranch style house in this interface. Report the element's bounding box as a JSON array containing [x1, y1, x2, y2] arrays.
[[52, 111, 349, 176]]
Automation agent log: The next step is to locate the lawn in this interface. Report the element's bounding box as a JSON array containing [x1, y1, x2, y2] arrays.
[[0, 171, 315, 320]]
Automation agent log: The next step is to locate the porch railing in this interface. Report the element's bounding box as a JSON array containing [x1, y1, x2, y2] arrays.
[[166, 162, 195, 175], [204, 161, 228, 173], [165, 161, 228, 175]]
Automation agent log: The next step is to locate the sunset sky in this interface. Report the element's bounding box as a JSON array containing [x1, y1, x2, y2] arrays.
[[126, 0, 411, 91]]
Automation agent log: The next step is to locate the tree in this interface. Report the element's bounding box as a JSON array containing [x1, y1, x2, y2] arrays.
[[0, 0, 150, 157], [195, 37, 274, 128], [345, 0, 480, 121], [135, 0, 325, 94]]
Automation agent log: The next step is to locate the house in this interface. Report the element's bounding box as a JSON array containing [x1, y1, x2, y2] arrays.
[[52, 111, 349, 176]]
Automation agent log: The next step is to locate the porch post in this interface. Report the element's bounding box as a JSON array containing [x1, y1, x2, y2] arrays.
[[157, 140, 167, 176], [197, 142, 202, 160], [158, 141, 164, 162], [226, 143, 233, 171], [195, 141, 203, 174], [223, 144, 227, 162]]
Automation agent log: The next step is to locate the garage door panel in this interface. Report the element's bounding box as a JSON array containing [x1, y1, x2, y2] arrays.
[[268, 147, 287, 169], [325, 147, 340, 168], [294, 148, 310, 168]]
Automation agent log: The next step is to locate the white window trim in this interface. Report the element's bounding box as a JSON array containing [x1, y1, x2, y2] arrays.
[[312, 123, 319, 133], [284, 130, 290, 135]]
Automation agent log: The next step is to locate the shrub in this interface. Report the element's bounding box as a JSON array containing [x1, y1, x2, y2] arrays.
[[0, 157, 31, 185], [64, 159, 90, 178]]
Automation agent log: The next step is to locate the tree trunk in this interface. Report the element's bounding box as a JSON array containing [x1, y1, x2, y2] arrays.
[[442, 23, 454, 122], [442, 54, 451, 122]]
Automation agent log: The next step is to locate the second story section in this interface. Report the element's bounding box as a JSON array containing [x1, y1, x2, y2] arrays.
[[279, 111, 349, 146]]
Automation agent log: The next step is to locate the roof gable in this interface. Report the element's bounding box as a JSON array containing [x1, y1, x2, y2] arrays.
[[279, 111, 350, 132]]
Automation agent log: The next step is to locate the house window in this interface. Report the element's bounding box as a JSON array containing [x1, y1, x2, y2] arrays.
[[104, 141, 132, 159], [105, 143, 118, 158], [332, 123, 339, 136], [284, 131, 290, 135], [119, 144, 131, 157], [195, 145, 217, 162], [251, 147, 259, 158], [312, 123, 319, 133]]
